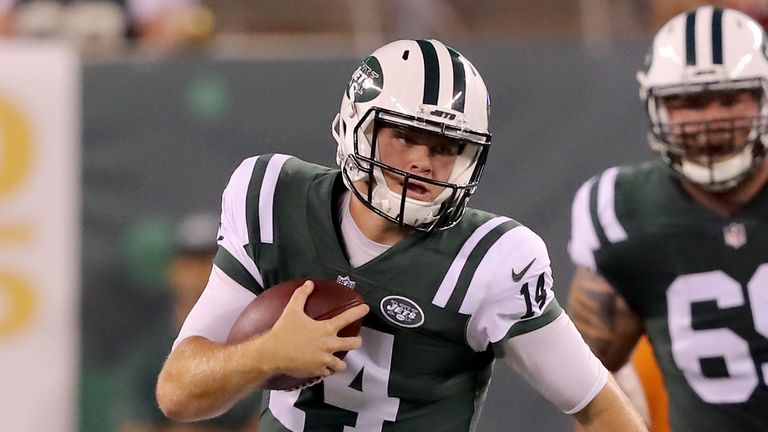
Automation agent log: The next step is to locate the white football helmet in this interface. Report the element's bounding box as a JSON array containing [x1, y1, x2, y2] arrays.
[[332, 39, 491, 231], [637, 6, 768, 191]]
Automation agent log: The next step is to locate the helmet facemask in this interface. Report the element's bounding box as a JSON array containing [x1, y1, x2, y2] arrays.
[[339, 107, 489, 232], [646, 81, 768, 191], [637, 6, 768, 191]]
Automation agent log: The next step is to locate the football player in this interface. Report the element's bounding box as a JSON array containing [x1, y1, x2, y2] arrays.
[[156, 39, 645, 431], [568, 6, 768, 431]]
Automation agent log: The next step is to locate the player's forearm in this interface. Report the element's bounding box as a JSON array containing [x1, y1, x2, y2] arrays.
[[567, 267, 643, 371], [156, 335, 276, 422], [573, 377, 647, 431]]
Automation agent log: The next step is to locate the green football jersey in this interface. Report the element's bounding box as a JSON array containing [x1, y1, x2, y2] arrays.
[[213, 154, 562, 432], [569, 161, 768, 431]]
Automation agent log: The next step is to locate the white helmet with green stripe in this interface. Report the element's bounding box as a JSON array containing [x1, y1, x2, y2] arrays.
[[637, 6, 768, 191], [332, 39, 491, 231]]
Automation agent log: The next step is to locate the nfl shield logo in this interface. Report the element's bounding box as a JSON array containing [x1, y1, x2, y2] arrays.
[[336, 275, 356, 289], [723, 223, 747, 249]]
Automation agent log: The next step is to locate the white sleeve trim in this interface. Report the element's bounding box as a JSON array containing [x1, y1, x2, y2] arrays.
[[172, 265, 257, 351], [568, 177, 599, 270], [259, 154, 292, 244], [597, 167, 627, 244], [503, 312, 609, 414]]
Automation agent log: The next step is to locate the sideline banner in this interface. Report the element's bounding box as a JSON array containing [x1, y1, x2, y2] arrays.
[[0, 41, 80, 432]]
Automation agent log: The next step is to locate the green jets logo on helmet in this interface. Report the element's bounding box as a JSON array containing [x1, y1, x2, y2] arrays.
[[347, 56, 384, 103]]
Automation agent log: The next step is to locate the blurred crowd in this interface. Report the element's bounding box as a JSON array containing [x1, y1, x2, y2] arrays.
[[0, 0, 766, 57], [0, 0, 214, 53], [648, 0, 768, 28]]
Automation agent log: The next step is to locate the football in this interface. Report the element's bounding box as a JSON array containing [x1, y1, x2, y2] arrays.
[[226, 278, 365, 391]]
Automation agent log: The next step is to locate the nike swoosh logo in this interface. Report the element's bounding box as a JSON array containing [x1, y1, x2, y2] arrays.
[[511, 258, 536, 282]]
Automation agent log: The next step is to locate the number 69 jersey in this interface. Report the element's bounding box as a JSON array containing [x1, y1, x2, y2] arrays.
[[213, 154, 562, 432], [569, 161, 768, 431]]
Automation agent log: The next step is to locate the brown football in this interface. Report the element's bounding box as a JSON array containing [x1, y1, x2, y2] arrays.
[[226, 278, 364, 391]]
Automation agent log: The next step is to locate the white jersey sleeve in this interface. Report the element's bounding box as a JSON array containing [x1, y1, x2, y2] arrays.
[[463, 225, 561, 353], [173, 154, 296, 350], [215, 156, 265, 289], [568, 167, 627, 270], [504, 312, 609, 414], [214, 153, 295, 292], [172, 265, 256, 350]]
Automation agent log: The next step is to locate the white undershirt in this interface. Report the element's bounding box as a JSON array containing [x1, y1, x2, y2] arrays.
[[338, 191, 391, 268]]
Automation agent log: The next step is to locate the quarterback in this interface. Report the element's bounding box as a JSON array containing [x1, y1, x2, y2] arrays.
[[157, 39, 645, 431], [568, 6, 768, 431]]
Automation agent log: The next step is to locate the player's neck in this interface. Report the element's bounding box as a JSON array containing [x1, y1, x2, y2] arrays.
[[348, 194, 411, 245], [681, 158, 768, 216]]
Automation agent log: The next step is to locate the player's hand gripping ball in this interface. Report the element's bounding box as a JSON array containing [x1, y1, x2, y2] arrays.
[[226, 278, 365, 390]]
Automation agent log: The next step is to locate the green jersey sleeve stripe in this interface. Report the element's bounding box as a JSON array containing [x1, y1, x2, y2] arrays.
[[214, 246, 263, 293], [432, 216, 511, 308], [245, 155, 272, 246], [491, 299, 563, 357], [445, 219, 521, 312], [216, 156, 265, 291]]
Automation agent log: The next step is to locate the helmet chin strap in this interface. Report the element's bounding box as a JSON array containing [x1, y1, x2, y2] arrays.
[[370, 167, 445, 227], [680, 145, 754, 189]]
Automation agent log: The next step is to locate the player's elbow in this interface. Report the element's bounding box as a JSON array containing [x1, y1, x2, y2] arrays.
[[155, 369, 204, 422], [156, 377, 191, 421], [156, 367, 233, 422]]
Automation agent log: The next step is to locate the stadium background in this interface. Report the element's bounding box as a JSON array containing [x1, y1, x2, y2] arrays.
[[2, 1, 763, 431]]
